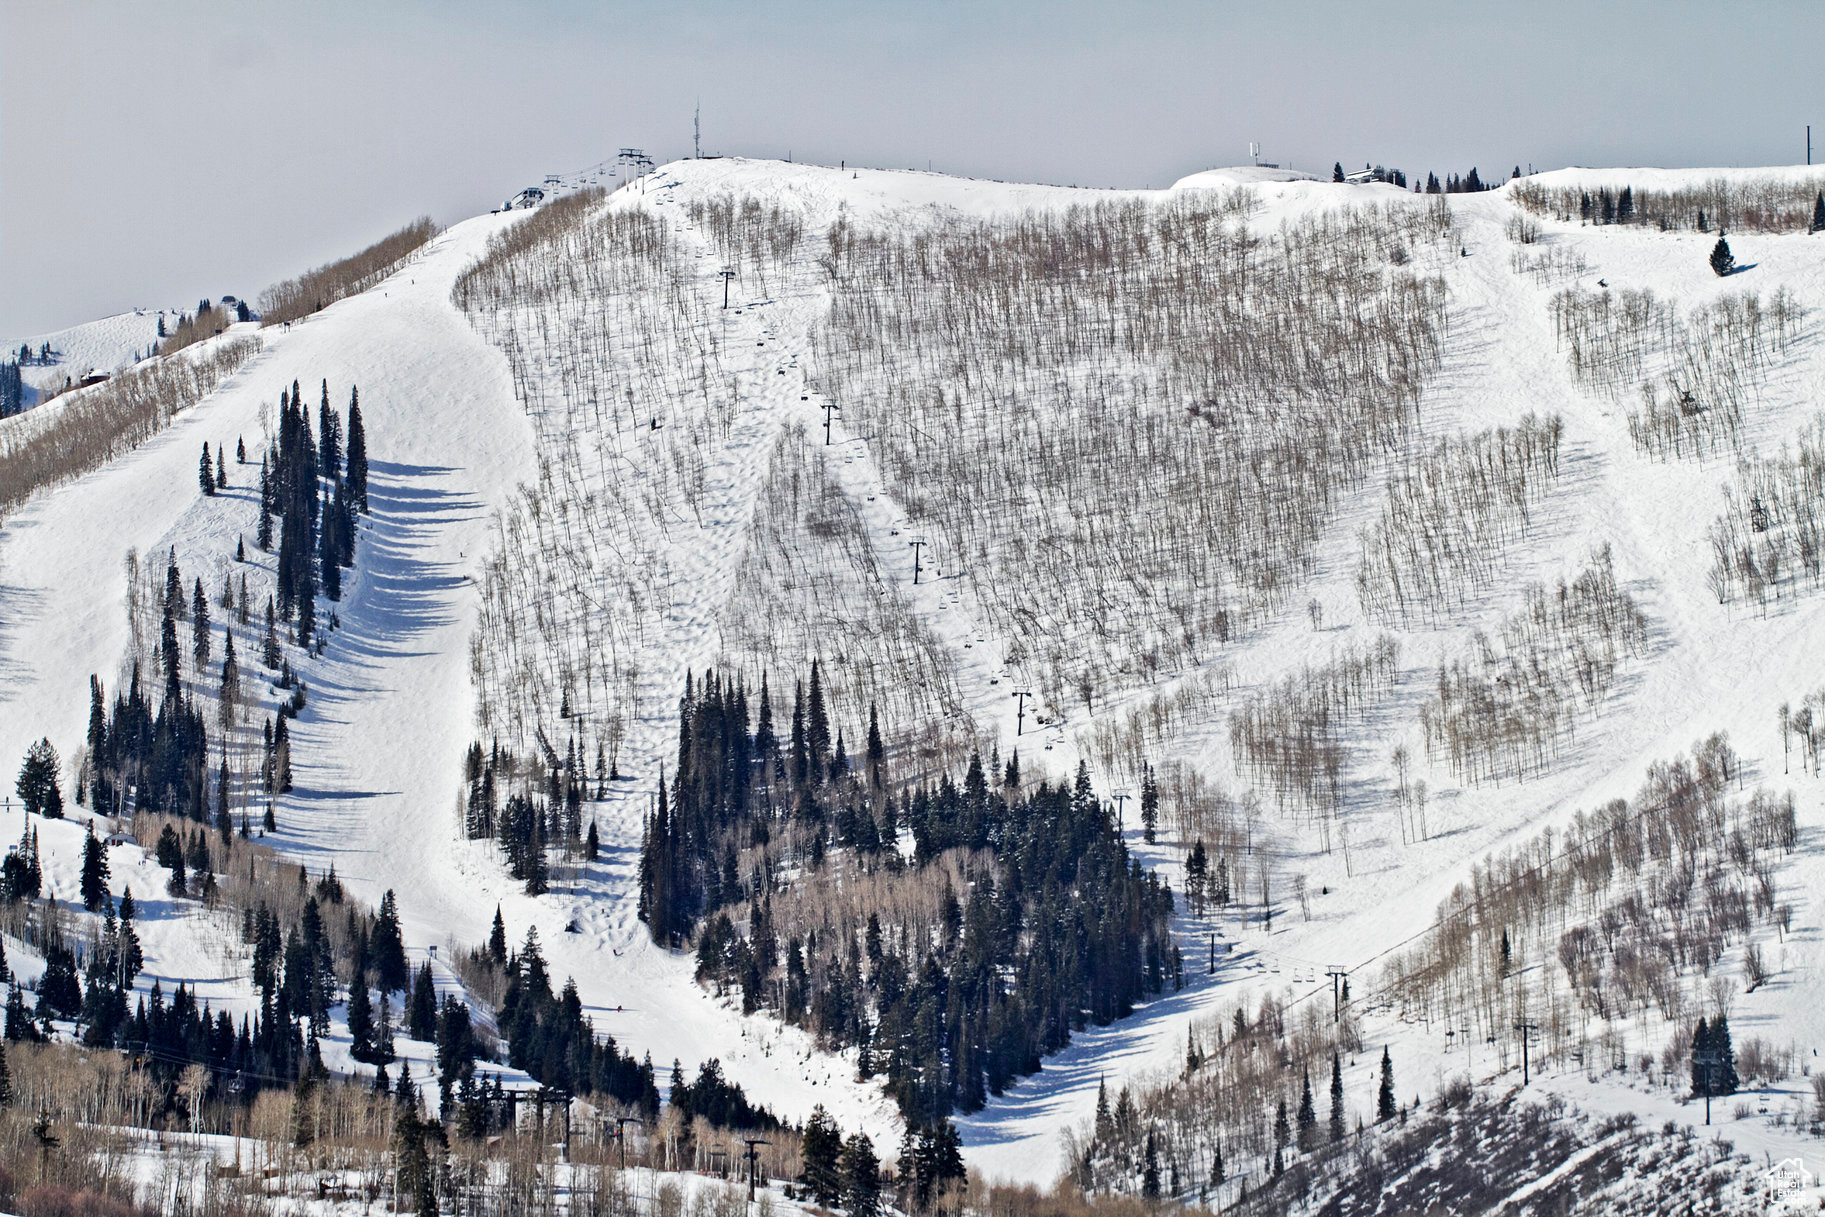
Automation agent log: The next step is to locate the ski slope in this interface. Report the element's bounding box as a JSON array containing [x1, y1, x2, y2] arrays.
[[5, 157, 1825, 1189]]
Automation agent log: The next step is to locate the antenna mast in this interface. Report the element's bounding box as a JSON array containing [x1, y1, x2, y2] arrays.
[[695, 100, 702, 160]]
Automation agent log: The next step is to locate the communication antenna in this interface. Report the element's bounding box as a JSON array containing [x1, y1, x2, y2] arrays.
[[695, 100, 702, 160]]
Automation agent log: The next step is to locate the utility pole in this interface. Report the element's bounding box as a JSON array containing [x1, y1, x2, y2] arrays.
[[695, 100, 701, 160], [820, 402, 840, 445], [1325, 967, 1348, 1023], [741, 1138, 770, 1202], [1809, 124, 1813, 166], [1011, 689, 1033, 736], [909, 539, 927, 585], [720, 269, 737, 309], [1513, 1020, 1538, 1086], [1111, 791, 1131, 832]]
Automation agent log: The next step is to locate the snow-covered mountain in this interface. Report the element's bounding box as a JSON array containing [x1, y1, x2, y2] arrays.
[[5, 156, 1825, 1201]]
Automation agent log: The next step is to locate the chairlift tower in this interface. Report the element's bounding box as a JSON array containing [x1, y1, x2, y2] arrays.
[[741, 1138, 771, 1203]]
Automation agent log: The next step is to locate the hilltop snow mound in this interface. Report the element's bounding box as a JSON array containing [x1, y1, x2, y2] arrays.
[[1171, 165, 1324, 188]]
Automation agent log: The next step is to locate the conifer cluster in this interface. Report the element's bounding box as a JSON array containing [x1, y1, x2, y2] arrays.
[[631, 665, 1178, 1124]]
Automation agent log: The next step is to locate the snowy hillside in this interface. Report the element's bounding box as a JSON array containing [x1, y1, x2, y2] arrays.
[[4, 307, 171, 406], [5, 155, 1825, 1206]]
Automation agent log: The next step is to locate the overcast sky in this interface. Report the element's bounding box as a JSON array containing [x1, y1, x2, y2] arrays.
[[3, 0, 1822, 337]]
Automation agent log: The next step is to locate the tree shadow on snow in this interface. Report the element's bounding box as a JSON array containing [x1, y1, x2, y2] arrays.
[[0, 581, 46, 709]]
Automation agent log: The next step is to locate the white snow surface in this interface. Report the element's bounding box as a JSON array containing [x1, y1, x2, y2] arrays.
[[7, 157, 1825, 1189]]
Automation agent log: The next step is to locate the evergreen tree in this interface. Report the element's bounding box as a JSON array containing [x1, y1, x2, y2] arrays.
[[373, 890, 408, 994], [320, 483, 342, 602], [217, 446, 227, 488], [1711, 231, 1736, 277], [840, 1133, 881, 1217], [257, 454, 274, 550], [1186, 839, 1209, 915], [80, 822, 109, 910], [1692, 1015, 1740, 1096], [1377, 1045, 1396, 1121], [802, 1104, 845, 1206], [1616, 185, 1634, 224], [263, 596, 281, 668], [319, 380, 341, 481], [409, 961, 437, 1039], [216, 759, 232, 844], [87, 675, 109, 812], [790, 684, 808, 787], [375, 984, 397, 1063], [1296, 1067, 1316, 1151], [488, 905, 508, 964], [192, 578, 212, 671], [1329, 1050, 1345, 1144], [220, 631, 240, 732], [1142, 1130, 1161, 1197], [1714, 1014, 1740, 1095], [1140, 763, 1158, 844], [1332, 161, 1345, 183], [347, 966, 376, 1063], [200, 443, 216, 495], [0, 1037, 12, 1106], [394, 1093, 435, 1217], [17, 738, 62, 818], [866, 703, 886, 788], [1812, 191, 1825, 234], [118, 888, 143, 982], [297, 574, 316, 649], [585, 819, 600, 861], [237, 436, 246, 464], [346, 387, 369, 513], [273, 715, 292, 792], [807, 659, 831, 782]]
